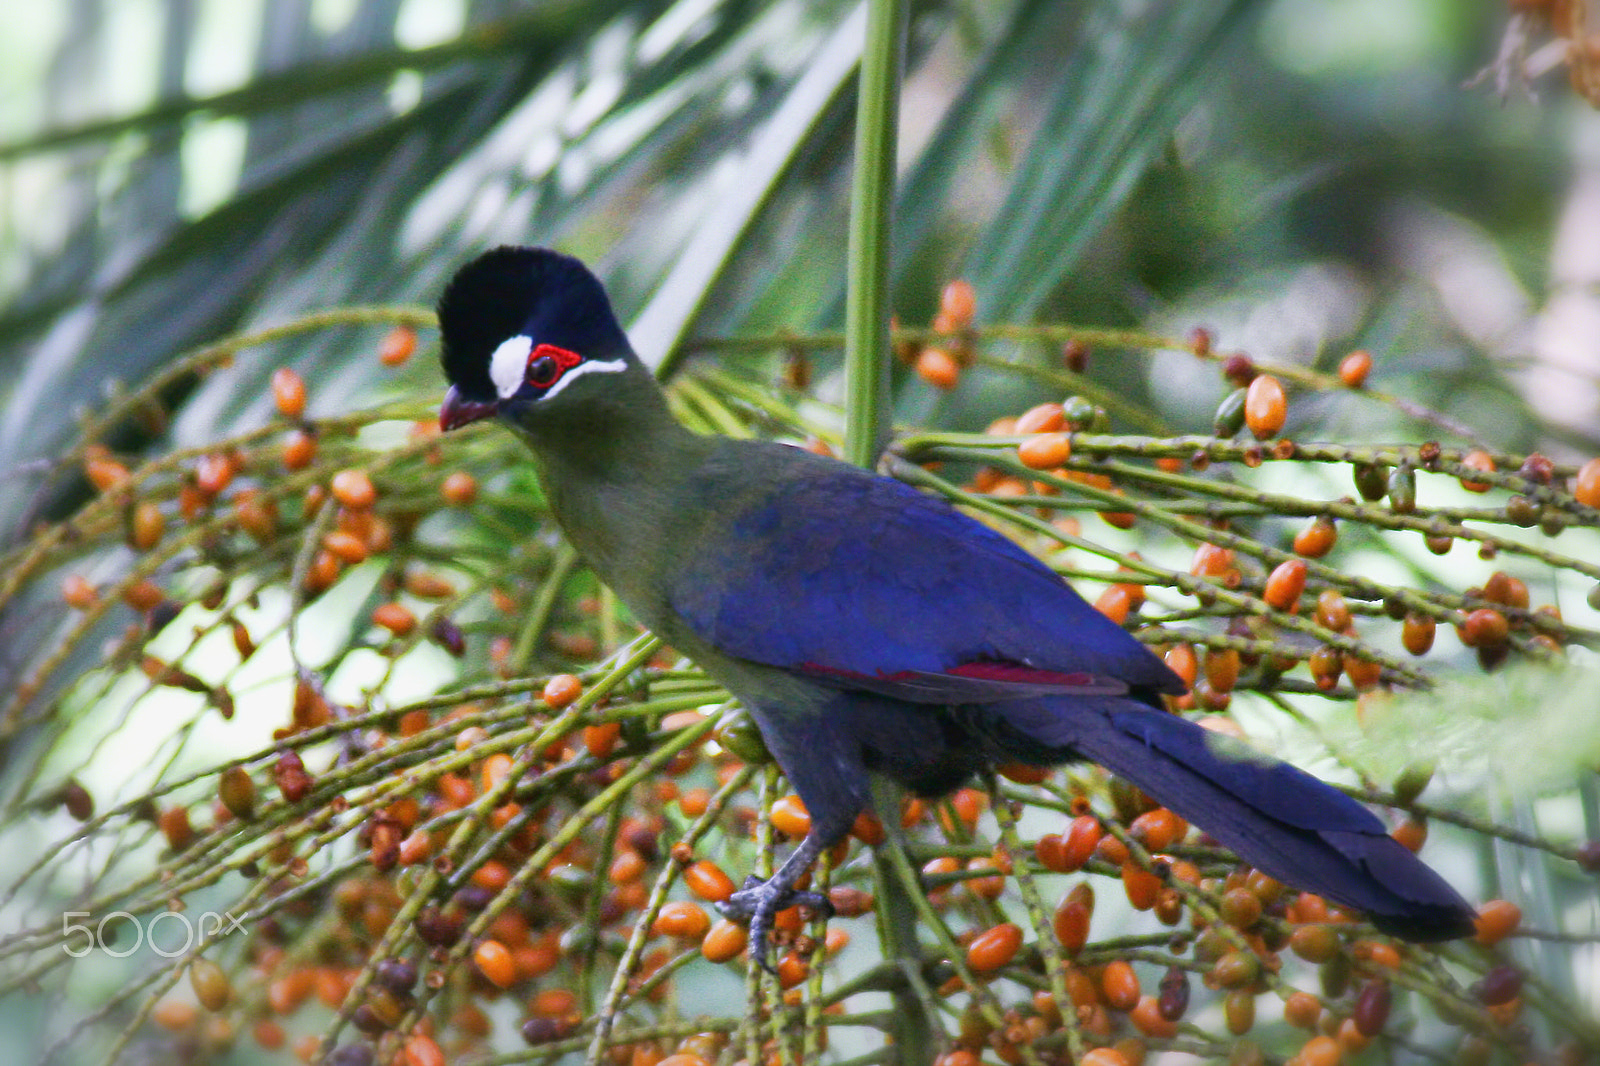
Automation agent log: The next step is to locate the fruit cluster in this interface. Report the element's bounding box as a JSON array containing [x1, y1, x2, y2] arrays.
[[5, 304, 1596, 1065]]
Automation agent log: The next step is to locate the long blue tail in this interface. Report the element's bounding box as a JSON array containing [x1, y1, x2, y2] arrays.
[[995, 697, 1476, 941]]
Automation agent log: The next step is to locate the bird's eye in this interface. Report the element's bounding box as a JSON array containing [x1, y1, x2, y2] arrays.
[[527, 356, 561, 387]]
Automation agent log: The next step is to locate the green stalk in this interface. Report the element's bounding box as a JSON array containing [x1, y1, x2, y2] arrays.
[[843, 0, 907, 468], [847, 4, 928, 1061]]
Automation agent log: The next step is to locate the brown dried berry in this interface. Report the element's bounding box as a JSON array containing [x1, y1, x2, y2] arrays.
[[219, 766, 256, 820], [1223, 354, 1256, 387], [1401, 613, 1436, 656]]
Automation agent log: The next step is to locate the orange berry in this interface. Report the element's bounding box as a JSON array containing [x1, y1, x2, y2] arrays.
[[1129, 808, 1187, 852], [1356, 941, 1395, 973], [1018, 432, 1071, 470], [1294, 516, 1338, 558], [470, 859, 511, 892], [1094, 585, 1131, 624], [850, 809, 886, 845], [62, 574, 97, 610], [123, 580, 165, 613], [473, 939, 516, 988], [1060, 815, 1101, 871], [282, 429, 317, 470], [701, 918, 748, 962], [1299, 1034, 1342, 1066], [658, 1056, 712, 1066], [271, 367, 307, 419], [1401, 612, 1436, 655], [915, 347, 960, 389], [321, 529, 367, 565], [1575, 457, 1600, 507], [683, 860, 735, 903], [441, 471, 477, 506], [1483, 571, 1529, 609], [1244, 374, 1287, 439], [404, 1034, 446, 1066], [609, 849, 647, 885], [85, 452, 130, 492], [1344, 654, 1382, 691], [330, 469, 377, 509], [380, 326, 417, 366], [1080, 1049, 1129, 1066], [1211, 950, 1259, 989], [1224, 989, 1256, 1035], [653, 901, 711, 940], [998, 761, 1049, 784], [1474, 899, 1521, 946], [677, 786, 710, 818], [1314, 589, 1351, 632], [583, 720, 621, 759], [1263, 558, 1308, 612], [1015, 402, 1065, 434], [1101, 960, 1140, 1011], [1121, 861, 1162, 910], [1459, 449, 1495, 493], [372, 602, 415, 637], [940, 279, 977, 328], [965, 922, 1023, 973], [160, 806, 196, 851], [1284, 990, 1322, 1029], [1163, 643, 1199, 687], [542, 673, 583, 708], [129, 501, 165, 551], [1053, 892, 1091, 955], [195, 453, 235, 496], [1460, 608, 1509, 648], [1128, 995, 1178, 1038], [964, 856, 1006, 900], [403, 571, 455, 598], [1191, 543, 1234, 577], [775, 952, 809, 989], [1337, 350, 1372, 388], [770, 794, 811, 838], [1204, 647, 1241, 693], [480, 752, 514, 791]]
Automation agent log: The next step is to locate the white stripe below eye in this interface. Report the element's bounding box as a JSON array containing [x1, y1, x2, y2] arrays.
[[539, 357, 628, 401], [489, 335, 533, 399]]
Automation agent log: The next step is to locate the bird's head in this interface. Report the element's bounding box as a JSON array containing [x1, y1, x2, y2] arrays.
[[437, 246, 639, 432]]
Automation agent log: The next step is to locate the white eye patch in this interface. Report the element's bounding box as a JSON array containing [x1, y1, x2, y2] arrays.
[[489, 335, 533, 399], [539, 357, 628, 401]]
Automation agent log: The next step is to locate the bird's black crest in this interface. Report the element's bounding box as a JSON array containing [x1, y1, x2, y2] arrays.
[[437, 246, 626, 401]]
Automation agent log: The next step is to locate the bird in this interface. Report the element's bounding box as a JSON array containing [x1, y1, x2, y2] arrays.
[[436, 245, 1477, 968]]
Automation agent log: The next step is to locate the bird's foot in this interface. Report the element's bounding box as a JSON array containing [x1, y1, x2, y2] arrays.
[[716, 875, 834, 972]]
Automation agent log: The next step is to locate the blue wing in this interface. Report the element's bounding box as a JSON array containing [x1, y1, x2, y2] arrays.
[[669, 443, 1182, 700]]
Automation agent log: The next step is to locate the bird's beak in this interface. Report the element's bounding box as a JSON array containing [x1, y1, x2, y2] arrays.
[[440, 386, 499, 431]]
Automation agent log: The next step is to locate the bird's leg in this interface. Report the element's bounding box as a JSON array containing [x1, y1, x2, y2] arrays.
[[716, 829, 836, 972]]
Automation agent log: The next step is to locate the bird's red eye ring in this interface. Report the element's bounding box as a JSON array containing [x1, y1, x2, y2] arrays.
[[527, 355, 560, 386], [525, 344, 583, 390]]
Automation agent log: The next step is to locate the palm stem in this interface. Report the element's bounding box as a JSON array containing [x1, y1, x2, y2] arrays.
[[842, 0, 906, 469]]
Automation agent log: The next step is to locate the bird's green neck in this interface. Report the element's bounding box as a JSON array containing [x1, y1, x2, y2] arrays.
[[505, 363, 710, 608]]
